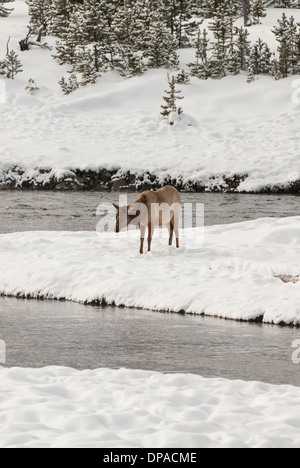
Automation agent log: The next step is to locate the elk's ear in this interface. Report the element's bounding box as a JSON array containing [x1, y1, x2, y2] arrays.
[[113, 203, 119, 210]]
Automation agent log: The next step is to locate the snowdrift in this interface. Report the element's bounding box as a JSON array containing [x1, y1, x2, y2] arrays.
[[1, 366, 300, 448]]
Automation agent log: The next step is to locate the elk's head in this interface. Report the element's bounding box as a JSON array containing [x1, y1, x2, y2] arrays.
[[113, 203, 140, 233]]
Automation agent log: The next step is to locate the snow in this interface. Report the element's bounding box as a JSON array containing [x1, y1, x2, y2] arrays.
[[1, 366, 300, 448], [1, 216, 300, 326], [0, 3, 300, 191]]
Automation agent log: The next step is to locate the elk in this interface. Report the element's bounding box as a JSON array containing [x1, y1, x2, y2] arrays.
[[113, 186, 181, 254]]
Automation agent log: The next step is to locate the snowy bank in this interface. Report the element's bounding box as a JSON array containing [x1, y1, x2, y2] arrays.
[[0, 4, 300, 193], [1, 217, 300, 326], [1, 366, 300, 448]]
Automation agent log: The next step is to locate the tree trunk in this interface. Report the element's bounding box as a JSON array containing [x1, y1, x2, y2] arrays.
[[242, 0, 252, 27]]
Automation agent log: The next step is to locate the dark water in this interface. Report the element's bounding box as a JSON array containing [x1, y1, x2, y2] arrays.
[[0, 297, 299, 386], [0, 192, 299, 385], [0, 191, 299, 233]]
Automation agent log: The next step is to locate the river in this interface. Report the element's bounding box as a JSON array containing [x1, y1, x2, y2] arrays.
[[0, 191, 299, 386]]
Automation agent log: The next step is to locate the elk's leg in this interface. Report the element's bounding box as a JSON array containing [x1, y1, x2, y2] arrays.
[[168, 221, 174, 246], [140, 225, 146, 255], [173, 220, 179, 249], [148, 223, 154, 252]]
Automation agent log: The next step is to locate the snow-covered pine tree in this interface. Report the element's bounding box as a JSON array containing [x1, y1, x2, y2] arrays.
[[26, 0, 51, 34], [143, 16, 179, 69], [111, 4, 137, 49], [209, 2, 237, 78], [48, 0, 71, 38], [270, 53, 283, 80], [71, 46, 98, 85], [161, 74, 184, 122], [113, 44, 144, 78], [242, 0, 252, 27], [78, 0, 109, 44], [270, 0, 299, 7], [158, 0, 195, 47], [187, 29, 211, 79], [59, 73, 79, 94], [234, 26, 251, 72], [272, 13, 299, 77], [294, 28, 300, 74], [0, 0, 13, 17], [251, 0, 267, 25], [200, 0, 241, 18], [25, 78, 39, 94], [176, 68, 191, 85], [0, 48, 23, 79], [247, 38, 272, 75]]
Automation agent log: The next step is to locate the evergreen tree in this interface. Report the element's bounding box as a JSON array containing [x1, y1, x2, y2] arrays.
[[71, 46, 99, 84], [270, 53, 283, 80], [25, 78, 39, 94], [209, 3, 236, 78], [251, 0, 267, 25], [247, 39, 272, 75], [48, 0, 71, 38], [0, 0, 13, 17], [188, 29, 211, 79], [201, 0, 241, 18], [270, 0, 299, 7], [272, 13, 299, 77], [113, 44, 144, 78], [176, 68, 191, 85], [234, 26, 251, 71], [0, 44, 23, 79], [143, 17, 179, 69], [59, 73, 79, 94], [161, 74, 184, 121], [26, 0, 51, 33]]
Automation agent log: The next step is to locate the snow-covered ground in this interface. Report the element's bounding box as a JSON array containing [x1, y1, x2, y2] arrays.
[[1, 366, 300, 448], [1, 216, 299, 325], [0, 3, 299, 191]]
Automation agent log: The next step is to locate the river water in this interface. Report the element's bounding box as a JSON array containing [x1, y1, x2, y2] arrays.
[[0, 191, 299, 386]]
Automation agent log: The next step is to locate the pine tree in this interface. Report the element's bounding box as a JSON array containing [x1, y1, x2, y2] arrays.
[[161, 74, 184, 122], [113, 44, 144, 78], [251, 0, 267, 25], [247, 39, 272, 75], [234, 26, 251, 72], [59, 73, 79, 94], [71, 46, 98, 85], [25, 78, 39, 94], [26, 0, 51, 33], [48, 0, 71, 38], [143, 17, 179, 69], [270, 54, 283, 80], [272, 13, 299, 77], [209, 3, 236, 78], [271, 0, 299, 7], [0, 0, 13, 17], [0, 46, 23, 79], [188, 29, 211, 79], [201, 0, 241, 18], [246, 65, 255, 83], [78, 0, 109, 44], [176, 69, 191, 85]]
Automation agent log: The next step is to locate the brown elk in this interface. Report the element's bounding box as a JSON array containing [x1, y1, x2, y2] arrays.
[[113, 186, 181, 254]]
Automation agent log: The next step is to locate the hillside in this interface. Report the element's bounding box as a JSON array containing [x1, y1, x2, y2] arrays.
[[0, 1, 299, 192]]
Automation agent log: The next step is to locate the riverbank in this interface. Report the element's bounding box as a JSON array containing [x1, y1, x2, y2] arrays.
[[1, 167, 300, 193], [1, 217, 299, 326]]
